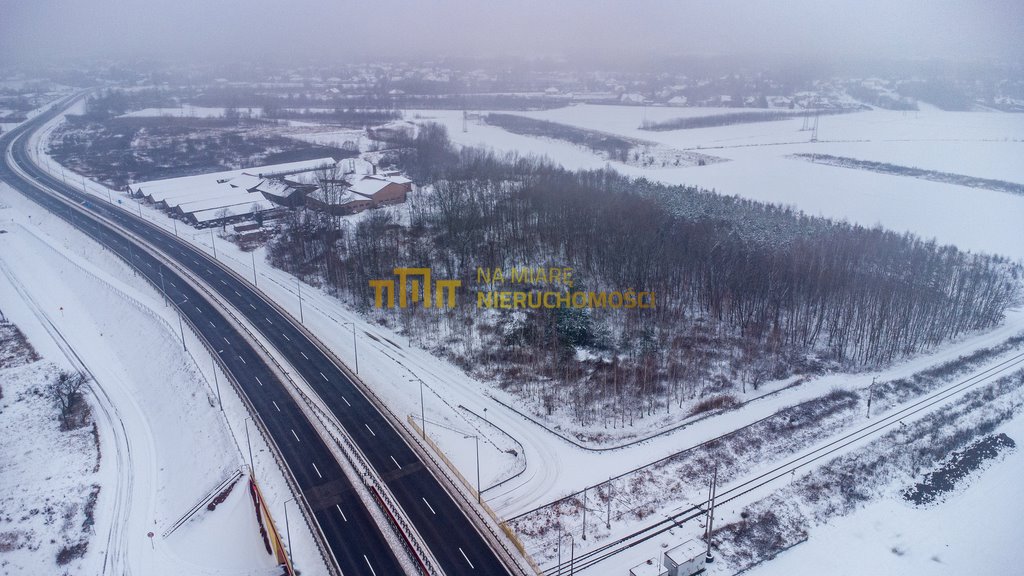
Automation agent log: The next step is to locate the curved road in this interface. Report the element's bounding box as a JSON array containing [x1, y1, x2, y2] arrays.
[[2, 96, 515, 575]]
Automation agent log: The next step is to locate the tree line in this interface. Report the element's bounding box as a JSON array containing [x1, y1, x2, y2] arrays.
[[268, 123, 1021, 428]]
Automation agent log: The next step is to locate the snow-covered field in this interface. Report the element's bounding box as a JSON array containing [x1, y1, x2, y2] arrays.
[[412, 105, 1024, 261], [751, 413, 1024, 576]]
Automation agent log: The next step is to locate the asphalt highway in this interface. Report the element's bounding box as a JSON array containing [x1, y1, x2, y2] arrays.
[[1, 96, 514, 576]]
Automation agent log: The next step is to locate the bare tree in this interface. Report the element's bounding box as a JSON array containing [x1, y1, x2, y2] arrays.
[[48, 370, 89, 429]]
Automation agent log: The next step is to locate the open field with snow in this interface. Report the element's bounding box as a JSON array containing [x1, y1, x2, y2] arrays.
[[412, 105, 1024, 261]]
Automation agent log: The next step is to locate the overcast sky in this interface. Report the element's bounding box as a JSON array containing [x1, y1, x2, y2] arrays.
[[2, 0, 1021, 66]]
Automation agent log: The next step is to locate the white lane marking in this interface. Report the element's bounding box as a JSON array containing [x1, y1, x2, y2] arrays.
[[342, 396, 351, 407], [249, 303, 256, 309], [300, 352, 309, 360], [291, 429, 300, 442], [283, 333, 290, 342], [234, 290, 241, 296], [363, 556, 377, 576], [272, 400, 281, 412], [336, 504, 347, 522], [220, 279, 227, 285], [209, 321, 215, 328], [391, 455, 402, 470], [238, 356, 246, 364], [312, 462, 322, 479], [459, 548, 474, 569], [195, 306, 203, 313], [320, 372, 329, 382], [169, 281, 176, 288], [255, 376, 263, 387], [223, 337, 230, 344], [265, 317, 272, 324], [422, 497, 435, 515], [364, 424, 375, 437]]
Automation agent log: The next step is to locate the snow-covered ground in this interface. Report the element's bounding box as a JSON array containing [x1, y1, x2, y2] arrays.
[[18, 96, 1024, 575], [413, 106, 1024, 261], [750, 414, 1024, 576], [0, 181, 324, 575]]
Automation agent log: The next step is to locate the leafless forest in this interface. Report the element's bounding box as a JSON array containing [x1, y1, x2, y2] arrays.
[[269, 124, 1021, 427]]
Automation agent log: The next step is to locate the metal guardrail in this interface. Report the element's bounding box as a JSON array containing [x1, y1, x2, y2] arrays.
[[162, 469, 244, 538], [407, 416, 543, 575], [252, 281, 538, 576]]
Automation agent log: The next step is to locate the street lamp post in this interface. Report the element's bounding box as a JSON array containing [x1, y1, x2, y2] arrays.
[[210, 229, 217, 259], [251, 251, 257, 286], [283, 497, 296, 569], [212, 349, 224, 410], [159, 268, 167, 306], [243, 417, 255, 473], [296, 278, 304, 323], [464, 434, 481, 504], [342, 322, 359, 374], [174, 297, 188, 351], [419, 378, 426, 439]]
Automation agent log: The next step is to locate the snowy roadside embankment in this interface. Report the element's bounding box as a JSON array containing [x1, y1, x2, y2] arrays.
[[0, 321, 100, 575], [0, 184, 313, 575]]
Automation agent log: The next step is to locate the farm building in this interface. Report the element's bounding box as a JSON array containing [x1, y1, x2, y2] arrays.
[[305, 173, 412, 215], [126, 157, 334, 227]]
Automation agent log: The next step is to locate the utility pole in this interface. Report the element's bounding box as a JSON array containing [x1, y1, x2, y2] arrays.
[[705, 464, 718, 564], [210, 229, 217, 259], [569, 533, 575, 575], [251, 251, 257, 286], [296, 278, 304, 323], [867, 376, 877, 418], [581, 488, 587, 540], [606, 480, 612, 528], [556, 524, 562, 576]]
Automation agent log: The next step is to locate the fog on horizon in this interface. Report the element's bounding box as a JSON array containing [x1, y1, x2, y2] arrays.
[[2, 0, 1022, 69]]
